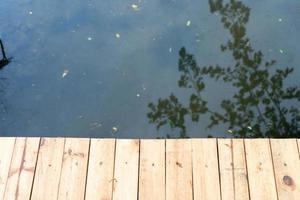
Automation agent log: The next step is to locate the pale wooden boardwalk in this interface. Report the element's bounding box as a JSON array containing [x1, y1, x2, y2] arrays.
[[0, 138, 300, 200]]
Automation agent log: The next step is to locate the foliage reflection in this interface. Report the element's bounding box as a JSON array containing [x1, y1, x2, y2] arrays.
[[148, 0, 300, 138]]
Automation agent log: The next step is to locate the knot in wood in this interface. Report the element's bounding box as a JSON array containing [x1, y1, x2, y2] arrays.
[[283, 175, 294, 186]]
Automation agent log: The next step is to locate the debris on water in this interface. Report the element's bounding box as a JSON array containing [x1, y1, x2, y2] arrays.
[[227, 129, 233, 134], [136, 93, 140, 97], [278, 18, 282, 22], [186, 20, 191, 27], [169, 47, 172, 53], [115, 33, 121, 38], [247, 126, 252, 130], [78, 115, 83, 119], [61, 70, 69, 78], [279, 49, 284, 54], [29, 11, 33, 15], [112, 126, 118, 133], [131, 4, 140, 11], [89, 122, 102, 130], [31, 83, 36, 87], [87, 37, 92, 41], [142, 85, 147, 91]]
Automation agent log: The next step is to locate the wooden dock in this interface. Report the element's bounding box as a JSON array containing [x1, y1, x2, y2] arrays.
[[0, 138, 300, 200]]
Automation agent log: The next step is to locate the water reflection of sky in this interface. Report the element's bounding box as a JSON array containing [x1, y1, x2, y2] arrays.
[[0, 0, 299, 137]]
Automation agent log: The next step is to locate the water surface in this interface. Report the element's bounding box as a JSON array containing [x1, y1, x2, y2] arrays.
[[0, 0, 299, 137]]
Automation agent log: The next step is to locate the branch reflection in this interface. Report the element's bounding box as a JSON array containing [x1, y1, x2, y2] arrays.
[[148, 0, 300, 138]]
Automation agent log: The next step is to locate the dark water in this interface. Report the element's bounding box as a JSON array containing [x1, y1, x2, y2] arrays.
[[0, 0, 299, 138]]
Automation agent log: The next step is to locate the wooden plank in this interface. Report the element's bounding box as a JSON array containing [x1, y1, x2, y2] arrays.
[[166, 139, 193, 200], [0, 137, 15, 198], [58, 138, 90, 200], [2, 137, 300, 200], [192, 139, 221, 200], [232, 139, 250, 200], [3, 137, 40, 200], [85, 139, 115, 200], [112, 139, 139, 200], [271, 139, 300, 200], [245, 139, 278, 200], [31, 138, 65, 200], [218, 139, 234, 200], [297, 139, 300, 160], [139, 139, 165, 200], [298, 139, 300, 158]]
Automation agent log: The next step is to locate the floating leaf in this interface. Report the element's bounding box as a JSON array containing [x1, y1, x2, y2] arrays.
[[186, 20, 191, 27], [131, 4, 139, 11], [61, 70, 69, 78]]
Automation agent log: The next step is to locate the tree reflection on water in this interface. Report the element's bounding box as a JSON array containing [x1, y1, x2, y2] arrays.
[[148, 0, 300, 138]]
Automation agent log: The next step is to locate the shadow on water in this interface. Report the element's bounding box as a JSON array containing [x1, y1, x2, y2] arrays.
[[0, 39, 12, 69], [147, 0, 300, 138], [0, 39, 11, 115]]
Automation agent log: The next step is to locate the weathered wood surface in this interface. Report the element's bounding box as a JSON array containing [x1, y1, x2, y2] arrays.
[[4, 138, 40, 200], [245, 139, 278, 200], [139, 140, 165, 200], [0, 137, 299, 200], [166, 139, 193, 200], [85, 139, 115, 200]]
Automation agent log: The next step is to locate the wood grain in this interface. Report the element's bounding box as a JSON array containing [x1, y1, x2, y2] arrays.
[[139, 139, 165, 200], [57, 138, 90, 200], [31, 138, 65, 200], [85, 139, 115, 200], [245, 139, 278, 200], [218, 139, 235, 200], [232, 139, 250, 200], [112, 139, 140, 200], [3, 137, 40, 200], [166, 139, 193, 200], [271, 139, 300, 200], [0, 138, 299, 200], [0, 137, 15, 199], [192, 139, 221, 200]]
